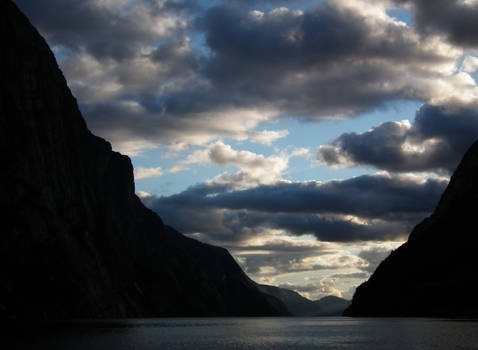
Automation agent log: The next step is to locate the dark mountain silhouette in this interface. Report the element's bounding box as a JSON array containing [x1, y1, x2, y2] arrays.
[[345, 140, 478, 317], [0, 0, 288, 320], [314, 296, 350, 316], [258, 284, 351, 316], [257, 284, 320, 316]]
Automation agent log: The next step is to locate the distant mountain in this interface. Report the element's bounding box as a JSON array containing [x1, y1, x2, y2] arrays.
[[313, 296, 350, 316], [258, 284, 350, 317], [257, 284, 320, 316], [345, 140, 478, 317], [0, 0, 287, 319]]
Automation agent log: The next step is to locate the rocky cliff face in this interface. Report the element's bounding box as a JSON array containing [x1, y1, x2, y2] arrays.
[[345, 140, 478, 317], [0, 0, 286, 320]]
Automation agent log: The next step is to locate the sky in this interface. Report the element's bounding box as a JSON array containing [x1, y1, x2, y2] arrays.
[[15, 0, 478, 300]]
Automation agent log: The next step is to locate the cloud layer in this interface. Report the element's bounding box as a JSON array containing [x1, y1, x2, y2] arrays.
[[318, 104, 478, 173], [142, 171, 447, 243], [15, 0, 476, 154], [392, 0, 478, 47]]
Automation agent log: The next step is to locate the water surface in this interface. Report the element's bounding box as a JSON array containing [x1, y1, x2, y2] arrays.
[[2, 317, 478, 349]]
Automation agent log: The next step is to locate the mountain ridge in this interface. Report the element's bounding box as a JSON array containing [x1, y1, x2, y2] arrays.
[[258, 284, 350, 316], [0, 0, 287, 320], [345, 140, 478, 317]]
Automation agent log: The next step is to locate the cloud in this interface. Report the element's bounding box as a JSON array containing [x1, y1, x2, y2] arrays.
[[247, 130, 289, 146], [229, 239, 332, 254], [134, 166, 163, 180], [278, 279, 343, 300], [221, 212, 412, 243], [14, 0, 192, 60], [317, 104, 478, 173], [200, 172, 446, 219], [170, 141, 307, 187], [462, 55, 478, 73], [83, 102, 279, 155], [93, 1, 475, 152], [15, 0, 475, 154], [237, 249, 364, 279], [136, 190, 152, 198], [237, 252, 337, 276], [142, 172, 447, 243], [198, 1, 470, 117], [330, 272, 370, 279], [391, 0, 478, 47]]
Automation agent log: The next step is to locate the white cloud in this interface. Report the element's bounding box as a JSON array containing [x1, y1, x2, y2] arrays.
[[170, 141, 308, 187], [136, 190, 153, 198], [462, 55, 478, 73], [134, 166, 163, 180], [247, 130, 289, 146]]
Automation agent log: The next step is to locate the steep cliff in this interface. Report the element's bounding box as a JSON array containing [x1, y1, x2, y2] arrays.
[[0, 0, 286, 320], [345, 140, 478, 317]]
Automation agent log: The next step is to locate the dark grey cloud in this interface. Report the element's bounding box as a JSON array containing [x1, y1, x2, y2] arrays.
[[229, 240, 332, 254], [318, 104, 478, 173], [195, 2, 458, 118], [142, 172, 447, 243], [150, 173, 446, 218], [14, 0, 195, 60], [393, 0, 478, 47], [260, 213, 408, 242], [238, 251, 340, 276], [238, 250, 360, 277]]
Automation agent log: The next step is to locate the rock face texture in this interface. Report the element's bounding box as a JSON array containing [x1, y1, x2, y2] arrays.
[[0, 0, 286, 320], [345, 140, 478, 317]]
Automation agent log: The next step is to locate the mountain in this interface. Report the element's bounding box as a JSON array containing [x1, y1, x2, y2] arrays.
[[313, 296, 350, 316], [345, 140, 478, 317], [258, 284, 350, 317], [257, 284, 321, 316], [0, 0, 287, 320]]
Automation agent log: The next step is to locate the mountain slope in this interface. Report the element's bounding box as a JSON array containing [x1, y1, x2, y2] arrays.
[[257, 284, 321, 316], [314, 296, 350, 316], [0, 0, 286, 320], [258, 284, 351, 316], [345, 140, 478, 317]]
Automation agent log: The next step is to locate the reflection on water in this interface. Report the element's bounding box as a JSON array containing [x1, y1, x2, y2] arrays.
[[2, 317, 478, 350]]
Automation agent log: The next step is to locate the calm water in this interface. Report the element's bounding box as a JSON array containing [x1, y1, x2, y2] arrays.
[[2, 317, 478, 349]]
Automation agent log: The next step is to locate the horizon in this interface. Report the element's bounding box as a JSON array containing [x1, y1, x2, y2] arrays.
[[13, 0, 478, 301]]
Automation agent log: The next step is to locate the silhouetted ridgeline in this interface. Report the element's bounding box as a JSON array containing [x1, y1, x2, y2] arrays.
[[257, 284, 321, 316], [0, 0, 288, 319], [345, 140, 478, 317], [314, 296, 351, 316], [257, 284, 350, 316]]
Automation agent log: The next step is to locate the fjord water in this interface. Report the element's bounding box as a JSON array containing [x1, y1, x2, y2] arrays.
[[3, 317, 478, 350]]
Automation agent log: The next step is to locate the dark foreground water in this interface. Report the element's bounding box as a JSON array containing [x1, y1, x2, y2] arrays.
[[2, 317, 478, 350]]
